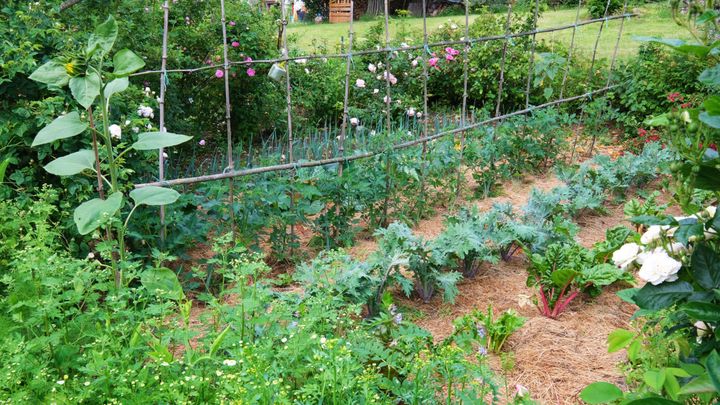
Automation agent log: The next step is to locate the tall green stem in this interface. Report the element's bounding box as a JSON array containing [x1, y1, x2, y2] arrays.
[[99, 87, 126, 288]]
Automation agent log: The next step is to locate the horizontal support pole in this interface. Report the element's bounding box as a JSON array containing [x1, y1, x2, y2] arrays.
[[130, 13, 634, 78], [134, 84, 620, 189]]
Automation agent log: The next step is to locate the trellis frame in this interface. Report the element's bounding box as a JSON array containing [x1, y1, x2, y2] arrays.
[[133, 0, 633, 240]]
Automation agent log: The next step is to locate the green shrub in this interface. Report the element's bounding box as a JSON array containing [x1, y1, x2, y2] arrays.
[[612, 43, 710, 136], [587, 0, 623, 18]]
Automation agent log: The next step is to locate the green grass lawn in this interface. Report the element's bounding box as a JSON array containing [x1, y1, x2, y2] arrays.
[[287, 4, 689, 59]]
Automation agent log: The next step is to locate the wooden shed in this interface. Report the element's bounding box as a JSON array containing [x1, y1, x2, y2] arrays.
[[329, 0, 352, 22]]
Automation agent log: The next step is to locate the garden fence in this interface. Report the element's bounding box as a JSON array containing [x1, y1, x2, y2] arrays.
[[130, 0, 633, 238]]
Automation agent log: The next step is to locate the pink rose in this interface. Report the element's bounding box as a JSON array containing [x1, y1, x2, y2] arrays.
[[428, 57, 440, 70], [247, 68, 255, 77], [229, 21, 236, 26], [215, 69, 224, 78], [231, 41, 240, 48], [445, 47, 460, 56]]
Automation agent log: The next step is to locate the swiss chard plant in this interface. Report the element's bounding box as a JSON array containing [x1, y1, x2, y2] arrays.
[[452, 305, 526, 353], [527, 241, 634, 319], [28, 16, 191, 288]]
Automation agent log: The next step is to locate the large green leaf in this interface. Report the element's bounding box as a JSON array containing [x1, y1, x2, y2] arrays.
[[644, 113, 669, 127], [708, 350, 720, 392], [551, 268, 577, 288], [87, 15, 118, 57], [32, 111, 88, 147], [73, 192, 123, 235], [625, 398, 681, 405], [581, 263, 633, 288], [643, 370, 666, 391], [681, 302, 720, 322], [633, 281, 693, 310], [679, 375, 718, 395], [29, 60, 70, 87], [130, 186, 180, 206], [616, 288, 639, 304], [607, 329, 635, 352], [703, 95, 720, 114], [140, 267, 184, 301], [694, 164, 720, 190], [104, 77, 129, 99], [69, 72, 101, 109], [43, 150, 96, 176], [699, 64, 720, 87], [132, 132, 192, 150], [579, 382, 623, 404], [691, 244, 720, 289], [628, 215, 674, 226], [699, 111, 720, 128], [664, 369, 681, 400], [673, 222, 704, 245], [634, 36, 712, 57], [112, 49, 145, 76]]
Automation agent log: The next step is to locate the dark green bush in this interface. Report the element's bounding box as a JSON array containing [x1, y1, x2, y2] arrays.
[[587, 0, 623, 18], [611, 43, 710, 136]]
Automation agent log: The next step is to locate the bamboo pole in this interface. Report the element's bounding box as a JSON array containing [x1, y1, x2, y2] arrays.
[[135, 86, 621, 189], [130, 14, 635, 78], [220, 0, 237, 235], [454, 0, 471, 200], [158, 0, 170, 243]]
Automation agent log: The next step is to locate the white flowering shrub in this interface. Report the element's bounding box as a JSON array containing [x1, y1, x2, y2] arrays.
[[581, 3, 720, 399]]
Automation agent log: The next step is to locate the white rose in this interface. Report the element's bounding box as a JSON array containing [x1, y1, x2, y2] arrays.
[[406, 108, 415, 116], [706, 206, 717, 218], [681, 110, 691, 123], [373, 88, 379, 94], [368, 63, 377, 73], [383, 95, 391, 103], [637, 248, 682, 285], [350, 117, 359, 126], [667, 242, 687, 254], [416, 112, 422, 118], [612, 243, 639, 270], [411, 59, 418, 67], [355, 78, 366, 88], [640, 225, 669, 244], [109, 124, 122, 140], [695, 321, 711, 338]]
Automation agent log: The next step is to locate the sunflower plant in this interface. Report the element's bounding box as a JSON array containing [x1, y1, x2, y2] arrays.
[[29, 16, 191, 289]]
